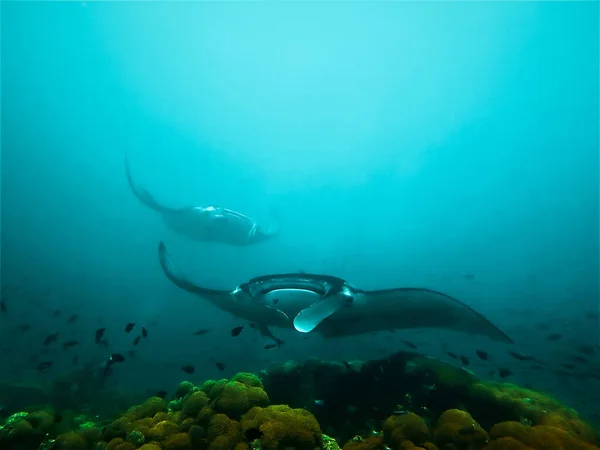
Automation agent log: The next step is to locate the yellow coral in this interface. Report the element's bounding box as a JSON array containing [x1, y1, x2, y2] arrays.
[[139, 445, 163, 450], [6, 419, 34, 439], [231, 373, 264, 389], [182, 391, 210, 418], [126, 397, 168, 421], [54, 432, 87, 450], [240, 405, 322, 450], [146, 421, 180, 442], [433, 409, 489, 449], [490, 421, 599, 450], [483, 437, 535, 449], [212, 381, 269, 420], [154, 413, 170, 424], [26, 410, 55, 433], [164, 432, 192, 450], [383, 412, 430, 447]]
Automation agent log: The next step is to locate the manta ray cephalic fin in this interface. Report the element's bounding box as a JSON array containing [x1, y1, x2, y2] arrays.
[[293, 295, 348, 333]]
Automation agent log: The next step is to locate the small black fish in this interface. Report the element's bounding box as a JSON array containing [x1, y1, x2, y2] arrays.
[[215, 362, 226, 371], [43, 333, 59, 346], [17, 324, 31, 332], [546, 333, 562, 341], [52, 310, 61, 318], [141, 327, 148, 338], [571, 356, 589, 364], [498, 367, 513, 378], [72, 355, 79, 366], [402, 340, 418, 349], [578, 345, 597, 355], [264, 344, 276, 350], [100, 339, 109, 348], [446, 352, 458, 359], [125, 322, 135, 333], [464, 273, 475, 280], [67, 314, 79, 324], [193, 329, 210, 336], [110, 353, 125, 363], [62, 340, 80, 350], [561, 363, 575, 370], [127, 350, 136, 359], [37, 361, 53, 371], [248, 323, 256, 328], [95, 328, 106, 344], [460, 355, 470, 366], [0, 301, 6, 312], [231, 326, 244, 337], [584, 311, 599, 319], [508, 351, 535, 361], [182, 365, 195, 374], [476, 350, 489, 361], [133, 336, 141, 346], [156, 390, 168, 399]]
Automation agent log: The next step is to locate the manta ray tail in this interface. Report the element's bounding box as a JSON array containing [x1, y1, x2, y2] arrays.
[[125, 156, 178, 215], [158, 241, 230, 301]]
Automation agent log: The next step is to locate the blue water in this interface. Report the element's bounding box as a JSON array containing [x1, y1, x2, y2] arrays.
[[1, 0, 598, 421]]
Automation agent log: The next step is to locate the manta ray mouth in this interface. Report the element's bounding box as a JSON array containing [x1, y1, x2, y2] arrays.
[[260, 288, 323, 305]]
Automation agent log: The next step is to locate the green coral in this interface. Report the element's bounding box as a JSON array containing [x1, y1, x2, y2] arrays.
[[212, 381, 270, 420], [231, 373, 264, 389]]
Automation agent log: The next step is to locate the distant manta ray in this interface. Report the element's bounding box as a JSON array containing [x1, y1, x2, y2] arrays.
[[157, 241, 514, 346], [125, 157, 278, 246]]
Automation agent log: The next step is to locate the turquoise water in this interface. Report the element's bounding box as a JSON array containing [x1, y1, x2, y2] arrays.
[[1, 0, 598, 422]]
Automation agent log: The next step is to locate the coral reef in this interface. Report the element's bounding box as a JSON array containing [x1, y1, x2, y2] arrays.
[[0, 352, 598, 450]]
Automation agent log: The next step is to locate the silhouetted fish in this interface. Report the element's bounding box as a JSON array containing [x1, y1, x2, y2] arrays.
[[215, 362, 226, 371], [133, 336, 141, 346], [508, 351, 535, 362], [37, 361, 53, 371], [476, 350, 489, 361], [95, 328, 106, 345], [193, 329, 210, 336], [110, 353, 125, 363], [402, 340, 418, 350], [141, 327, 148, 338], [182, 365, 195, 374], [125, 323, 135, 333], [231, 326, 244, 337], [67, 314, 79, 324], [43, 333, 59, 346], [546, 333, 562, 341], [62, 340, 80, 350]]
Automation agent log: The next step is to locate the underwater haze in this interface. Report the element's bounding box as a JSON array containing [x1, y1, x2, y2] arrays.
[[1, 0, 599, 422]]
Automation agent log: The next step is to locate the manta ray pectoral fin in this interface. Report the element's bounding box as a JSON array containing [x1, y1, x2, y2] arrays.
[[293, 295, 348, 333], [360, 288, 514, 344]]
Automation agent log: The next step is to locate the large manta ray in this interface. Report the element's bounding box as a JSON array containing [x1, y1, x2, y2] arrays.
[[125, 158, 278, 246], [157, 242, 514, 346]]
